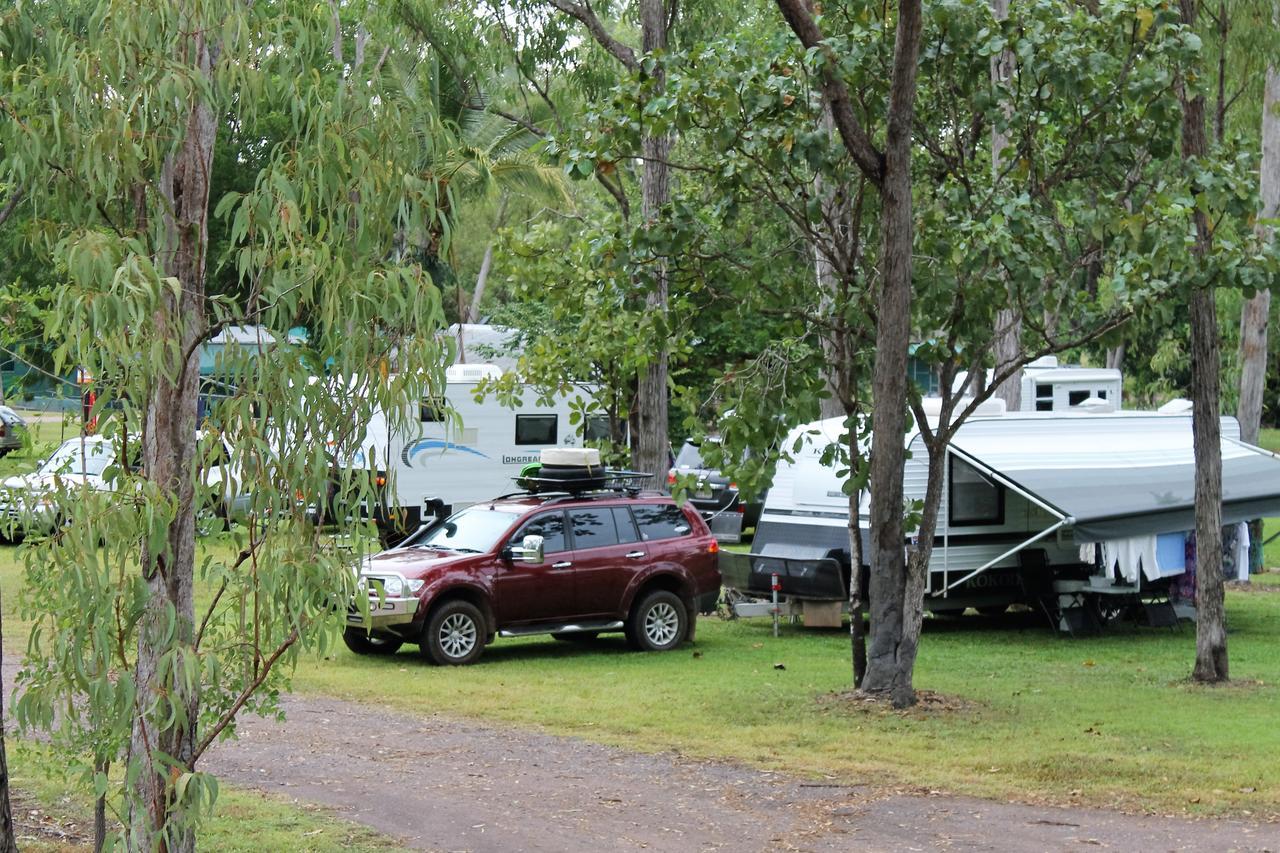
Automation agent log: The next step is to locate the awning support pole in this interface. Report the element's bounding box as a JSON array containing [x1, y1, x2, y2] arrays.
[[944, 517, 1073, 592]]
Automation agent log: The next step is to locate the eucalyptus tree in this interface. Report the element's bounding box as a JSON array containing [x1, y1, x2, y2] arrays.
[[0, 1, 457, 848]]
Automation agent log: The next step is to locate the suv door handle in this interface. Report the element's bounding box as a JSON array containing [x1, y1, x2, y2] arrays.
[[552, 561, 573, 569], [626, 551, 646, 559]]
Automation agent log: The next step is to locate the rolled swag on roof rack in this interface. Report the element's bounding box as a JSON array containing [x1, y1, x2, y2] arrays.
[[516, 448, 651, 495]]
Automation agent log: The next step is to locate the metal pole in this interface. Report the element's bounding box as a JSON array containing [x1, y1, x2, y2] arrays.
[[771, 572, 780, 638]]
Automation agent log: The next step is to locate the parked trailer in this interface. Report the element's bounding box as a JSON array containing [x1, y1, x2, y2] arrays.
[[731, 406, 1280, 631], [345, 364, 605, 539]]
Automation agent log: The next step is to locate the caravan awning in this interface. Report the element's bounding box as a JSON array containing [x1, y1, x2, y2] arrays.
[[947, 414, 1280, 540]]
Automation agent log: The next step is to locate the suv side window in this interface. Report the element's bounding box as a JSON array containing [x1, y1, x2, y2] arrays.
[[512, 511, 568, 554], [612, 507, 640, 544], [568, 508, 620, 550], [631, 504, 692, 541]]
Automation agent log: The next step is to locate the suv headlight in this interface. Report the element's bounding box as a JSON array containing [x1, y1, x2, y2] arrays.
[[383, 577, 404, 597]]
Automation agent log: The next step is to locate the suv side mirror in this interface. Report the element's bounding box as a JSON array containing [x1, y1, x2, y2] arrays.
[[520, 534, 544, 565]]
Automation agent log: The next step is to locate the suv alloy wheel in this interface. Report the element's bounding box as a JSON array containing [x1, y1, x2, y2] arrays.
[[625, 590, 688, 652], [421, 599, 487, 665]]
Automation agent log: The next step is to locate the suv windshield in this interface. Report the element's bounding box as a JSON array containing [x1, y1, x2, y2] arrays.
[[418, 507, 520, 553], [40, 441, 114, 477]]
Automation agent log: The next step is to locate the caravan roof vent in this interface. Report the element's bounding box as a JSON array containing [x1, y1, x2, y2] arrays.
[[1072, 396, 1115, 413], [1157, 398, 1193, 415], [445, 363, 504, 382]]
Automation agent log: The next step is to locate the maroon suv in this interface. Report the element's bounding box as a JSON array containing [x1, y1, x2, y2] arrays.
[[344, 492, 722, 665]]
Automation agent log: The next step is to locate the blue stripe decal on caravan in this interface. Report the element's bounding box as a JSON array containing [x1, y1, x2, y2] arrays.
[[402, 438, 490, 466]]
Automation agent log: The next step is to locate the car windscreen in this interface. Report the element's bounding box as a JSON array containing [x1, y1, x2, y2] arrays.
[[417, 507, 520, 554], [39, 441, 114, 477], [673, 442, 706, 469]]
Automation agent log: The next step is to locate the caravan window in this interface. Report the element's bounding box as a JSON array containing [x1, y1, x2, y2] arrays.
[[949, 457, 1004, 526], [1034, 383, 1054, 411], [515, 414, 558, 445], [1068, 390, 1090, 407], [420, 398, 447, 423], [584, 414, 613, 443]]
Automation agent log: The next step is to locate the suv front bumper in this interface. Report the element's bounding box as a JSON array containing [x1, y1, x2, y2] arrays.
[[347, 572, 422, 629]]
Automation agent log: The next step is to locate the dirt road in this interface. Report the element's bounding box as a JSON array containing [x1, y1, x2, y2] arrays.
[[201, 692, 1279, 852]]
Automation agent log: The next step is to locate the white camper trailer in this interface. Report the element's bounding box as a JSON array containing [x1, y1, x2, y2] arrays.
[[953, 357, 1123, 412], [725, 407, 1280, 631], [1019, 356, 1122, 412], [348, 364, 607, 538]]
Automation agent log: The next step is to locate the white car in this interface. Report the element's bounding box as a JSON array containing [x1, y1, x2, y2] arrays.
[[197, 429, 252, 526], [0, 436, 118, 537]]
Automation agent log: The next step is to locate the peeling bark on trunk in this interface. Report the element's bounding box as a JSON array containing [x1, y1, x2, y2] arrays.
[[632, 0, 672, 480], [1239, 65, 1277, 574], [859, 0, 924, 708], [125, 21, 216, 851], [1178, 0, 1228, 682]]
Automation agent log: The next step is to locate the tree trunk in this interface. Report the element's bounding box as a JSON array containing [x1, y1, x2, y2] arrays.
[[845, 423, 866, 685], [886, 430, 948, 707], [1178, 0, 1228, 682], [467, 194, 510, 324], [988, 0, 1022, 412], [1239, 64, 1277, 574], [94, 759, 109, 853], [0, 588, 17, 853], [1190, 286, 1228, 681], [631, 0, 672, 479], [816, 107, 851, 421], [125, 21, 216, 851], [859, 0, 924, 706], [1105, 341, 1126, 372]]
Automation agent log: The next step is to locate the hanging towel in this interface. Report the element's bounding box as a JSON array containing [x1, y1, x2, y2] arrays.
[[1155, 532, 1188, 577], [1234, 522, 1250, 581], [1100, 535, 1159, 583]]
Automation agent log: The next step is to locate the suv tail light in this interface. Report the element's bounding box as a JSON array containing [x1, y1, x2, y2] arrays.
[[666, 470, 676, 487], [708, 539, 719, 554]]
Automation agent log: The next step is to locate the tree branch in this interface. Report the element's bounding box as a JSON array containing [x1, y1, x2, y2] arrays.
[[545, 0, 639, 71], [774, 0, 885, 184], [0, 185, 24, 229]]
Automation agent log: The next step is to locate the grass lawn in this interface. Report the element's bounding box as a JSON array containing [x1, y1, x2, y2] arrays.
[[5, 740, 404, 852]]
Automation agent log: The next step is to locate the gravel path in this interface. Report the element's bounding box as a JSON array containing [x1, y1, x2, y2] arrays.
[[200, 692, 1279, 852]]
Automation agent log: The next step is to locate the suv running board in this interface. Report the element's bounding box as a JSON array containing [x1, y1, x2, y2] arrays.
[[499, 620, 624, 638]]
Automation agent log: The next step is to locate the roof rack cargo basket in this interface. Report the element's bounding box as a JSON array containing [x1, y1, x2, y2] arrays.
[[515, 468, 653, 495], [514, 449, 654, 495]]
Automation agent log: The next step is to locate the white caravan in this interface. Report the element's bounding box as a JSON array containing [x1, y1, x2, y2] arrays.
[[348, 364, 606, 537], [727, 406, 1280, 630], [954, 356, 1123, 412], [1018, 356, 1122, 412]]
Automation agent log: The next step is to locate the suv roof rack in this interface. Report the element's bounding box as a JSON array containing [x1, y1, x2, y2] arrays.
[[498, 469, 656, 500]]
